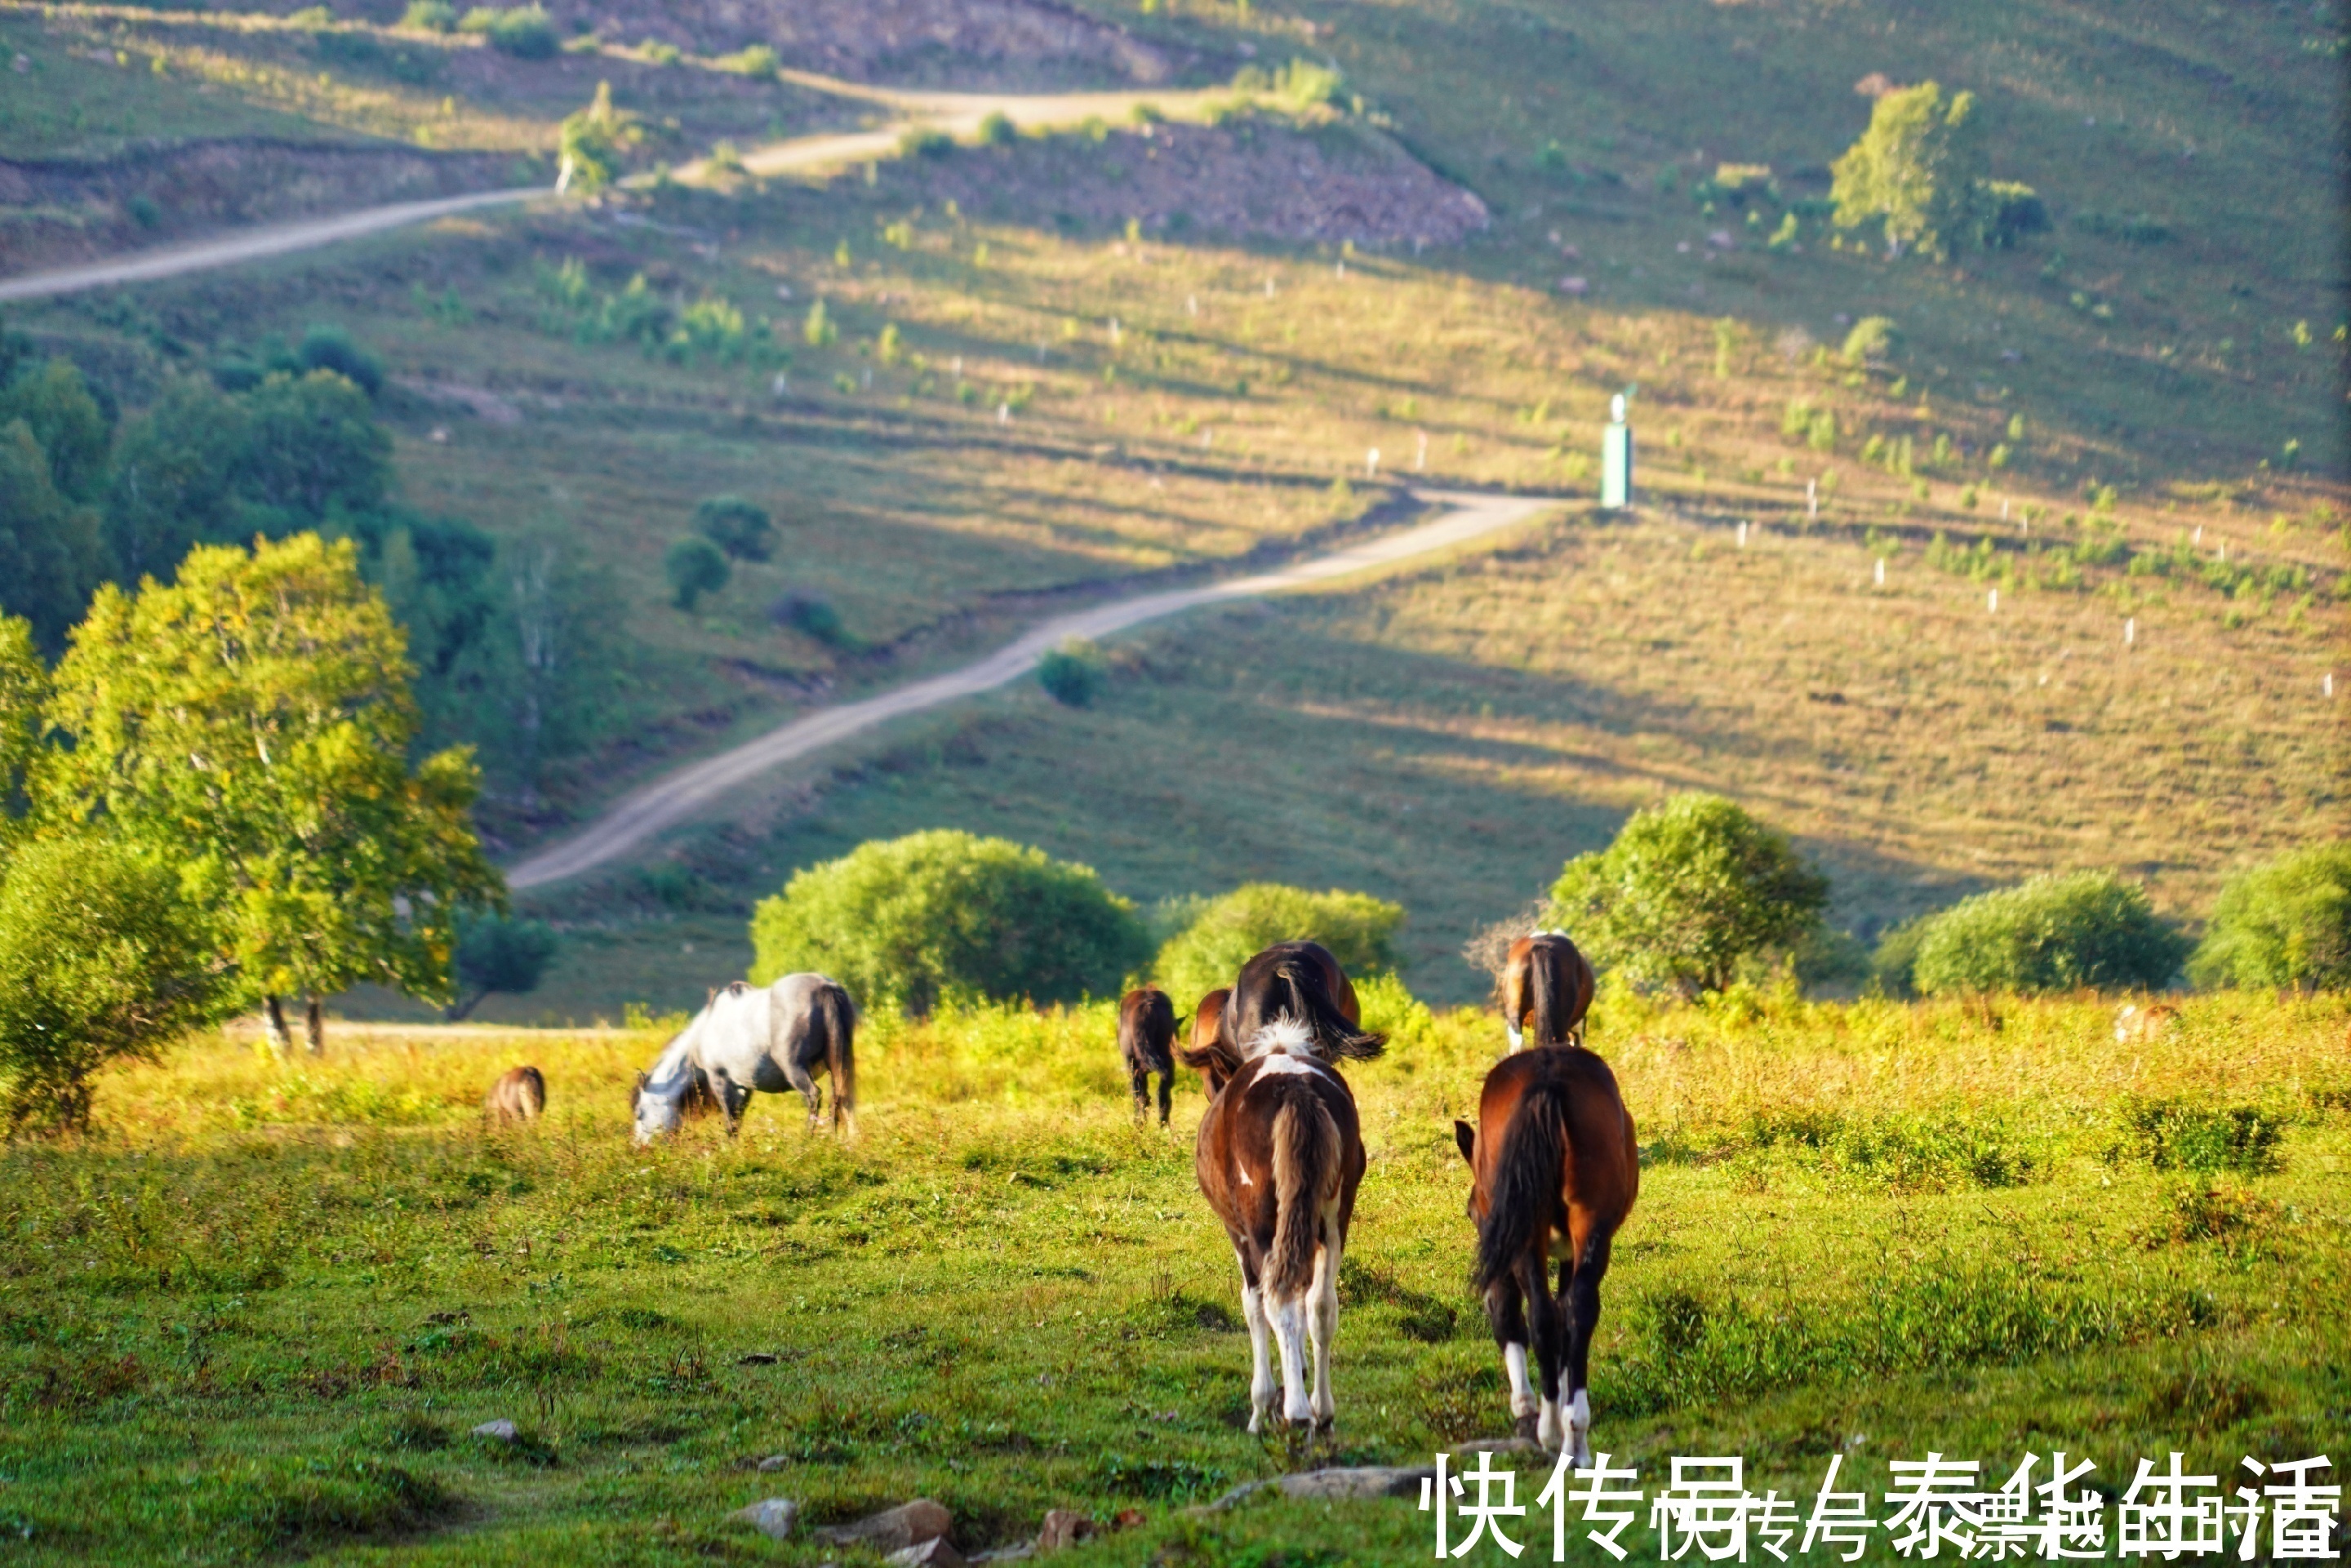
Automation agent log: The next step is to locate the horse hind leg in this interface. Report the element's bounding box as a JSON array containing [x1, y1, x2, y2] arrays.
[[1156, 1070, 1172, 1126], [1562, 1233, 1614, 1467], [1236, 1249, 1275, 1435], [1524, 1251, 1567, 1452], [1307, 1220, 1340, 1429], [1486, 1278, 1538, 1438], [1269, 1286, 1313, 1427], [1129, 1068, 1151, 1121], [783, 1055, 823, 1132]]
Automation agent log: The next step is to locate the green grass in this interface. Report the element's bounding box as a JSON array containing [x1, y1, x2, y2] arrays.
[[2, 990, 2343, 1562]]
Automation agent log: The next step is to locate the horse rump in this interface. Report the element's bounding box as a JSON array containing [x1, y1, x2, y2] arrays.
[[1118, 987, 1178, 1077], [1473, 1081, 1571, 1295], [485, 1065, 546, 1126]]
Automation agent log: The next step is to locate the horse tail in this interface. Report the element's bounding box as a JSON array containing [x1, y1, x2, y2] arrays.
[[1474, 1081, 1571, 1295], [816, 981, 856, 1132], [518, 1066, 545, 1119], [1276, 956, 1386, 1062], [1530, 944, 1564, 1048], [1269, 1087, 1340, 1298]]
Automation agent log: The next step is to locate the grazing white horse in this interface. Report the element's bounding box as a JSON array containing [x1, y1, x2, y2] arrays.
[[631, 974, 856, 1145]]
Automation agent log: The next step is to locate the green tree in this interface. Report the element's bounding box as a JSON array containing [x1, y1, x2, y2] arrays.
[[1153, 883, 1405, 1007], [0, 617, 43, 846], [664, 535, 730, 609], [1830, 81, 1988, 260], [231, 371, 391, 529], [692, 495, 774, 562], [0, 357, 113, 503], [558, 81, 641, 194], [2188, 843, 2351, 991], [39, 534, 502, 1054], [1548, 793, 1829, 996], [1037, 639, 1107, 707], [750, 829, 1149, 1013], [1909, 871, 2189, 996], [0, 420, 107, 655], [104, 377, 250, 582], [449, 913, 558, 1019], [0, 834, 224, 1134]]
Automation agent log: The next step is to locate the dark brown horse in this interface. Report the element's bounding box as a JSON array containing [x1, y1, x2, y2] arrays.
[[1117, 985, 1178, 1124], [1500, 931, 1597, 1051], [1453, 1044, 1638, 1460], [1194, 1014, 1373, 1432], [1180, 941, 1379, 1093]]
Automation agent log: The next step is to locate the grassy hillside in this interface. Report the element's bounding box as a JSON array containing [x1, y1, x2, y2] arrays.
[[0, 0, 2342, 1015], [4, 995, 2344, 1561]]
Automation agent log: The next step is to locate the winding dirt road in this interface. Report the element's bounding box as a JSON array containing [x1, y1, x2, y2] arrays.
[[507, 489, 1561, 891], [0, 78, 1229, 302]]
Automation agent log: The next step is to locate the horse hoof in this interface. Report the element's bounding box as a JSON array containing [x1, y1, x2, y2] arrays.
[[1514, 1414, 1541, 1444]]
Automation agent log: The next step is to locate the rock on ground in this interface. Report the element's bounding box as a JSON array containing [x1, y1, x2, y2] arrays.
[[1206, 1465, 1437, 1510], [470, 1419, 518, 1442], [730, 1498, 800, 1539], [814, 1498, 954, 1552], [888, 1539, 967, 1567]]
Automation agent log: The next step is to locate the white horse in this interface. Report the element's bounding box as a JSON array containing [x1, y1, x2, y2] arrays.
[[630, 974, 856, 1144]]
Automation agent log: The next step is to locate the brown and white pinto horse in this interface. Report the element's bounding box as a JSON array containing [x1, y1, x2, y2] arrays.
[[1454, 1044, 1638, 1461], [1194, 1013, 1375, 1432], [1500, 931, 1598, 1051], [1117, 985, 1179, 1124]]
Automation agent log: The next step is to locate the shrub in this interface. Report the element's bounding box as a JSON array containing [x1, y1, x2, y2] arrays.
[[1829, 81, 1986, 260], [1842, 316, 1899, 366], [692, 495, 774, 562], [717, 43, 779, 78], [1978, 180, 2049, 247], [976, 110, 1016, 147], [449, 913, 556, 1020], [1549, 794, 1828, 997], [1037, 640, 1107, 707], [401, 0, 457, 30], [2189, 842, 2351, 991], [663, 535, 729, 610], [802, 299, 836, 346], [1909, 872, 2189, 995], [900, 127, 954, 159], [2110, 1099, 2285, 1175], [0, 836, 223, 1134], [749, 830, 1149, 1012], [462, 7, 557, 59], [1154, 884, 1404, 1007], [558, 81, 641, 195], [294, 324, 383, 397], [770, 592, 848, 647]]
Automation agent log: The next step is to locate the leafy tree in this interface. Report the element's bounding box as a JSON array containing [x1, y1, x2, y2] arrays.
[[1037, 639, 1106, 707], [0, 617, 42, 846], [449, 913, 558, 1019], [664, 535, 730, 609], [294, 324, 384, 398], [750, 829, 1149, 1013], [0, 357, 113, 503], [558, 80, 641, 193], [1153, 883, 1404, 1007], [0, 835, 224, 1134], [1548, 793, 1829, 996], [977, 110, 1017, 147], [401, 0, 458, 29], [1831, 82, 1990, 260], [692, 495, 775, 562], [39, 534, 502, 1054], [104, 377, 250, 582], [0, 420, 107, 655], [2188, 843, 2351, 992], [1842, 316, 1900, 366], [1909, 871, 2189, 996], [232, 371, 391, 528]]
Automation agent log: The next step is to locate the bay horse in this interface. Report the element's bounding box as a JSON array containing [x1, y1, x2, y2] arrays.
[[484, 1065, 545, 1126], [1453, 1044, 1638, 1461], [1182, 988, 1232, 1096], [632, 974, 856, 1144], [1500, 931, 1597, 1051], [1117, 986, 1179, 1124], [1179, 940, 1380, 1092], [1194, 1015, 1375, 1432]]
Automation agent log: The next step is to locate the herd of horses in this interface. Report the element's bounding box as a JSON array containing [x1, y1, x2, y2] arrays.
[[481, 930, 1637, 1463]]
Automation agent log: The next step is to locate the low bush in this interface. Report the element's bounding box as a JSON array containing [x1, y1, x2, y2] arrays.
[[662, 535, 728, 610], [770, 592, 849, 647], [400, 0, 457, 30], [2110, 1099, 2287, 1175], [2189, 842, 2351, 991], [1909, 871, 2189, 995], [1037, 640, 1107, 707], [692, 495, 773, 562], [976, 110, 1016, 147], [1153, 883, 1404, 1006], [295, 323, 383, 398], [461, 7, 557, 59], [750, 830, 1149, 1012], [900, 127, 954, 159], [1842, 315, 1899, 366]]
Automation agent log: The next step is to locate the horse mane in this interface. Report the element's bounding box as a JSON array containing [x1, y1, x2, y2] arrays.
[[1242, 1015, 1318, 1060]]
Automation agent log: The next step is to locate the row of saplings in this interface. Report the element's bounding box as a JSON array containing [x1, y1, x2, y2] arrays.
[[503, 930, 1621, 1458]]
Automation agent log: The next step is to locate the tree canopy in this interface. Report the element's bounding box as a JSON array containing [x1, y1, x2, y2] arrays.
[[1548, 793, 1828, 996], [1153, 883, 1404, 1006], [1830, 81, 2034, 260], [1907, 871, 2188, 995], [750, 830, 1149, 1013], [2188, 844, 2351, 992]]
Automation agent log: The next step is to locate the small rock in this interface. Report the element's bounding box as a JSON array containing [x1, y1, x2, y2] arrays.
[[815, 1499, 953, 1552], [970, 1547, 1036, 1564], [1037, 1510, 1092, 1551], [887, 1539, 965, 1567], [757, 1455, 789, 1472], [470, 1419, 518, 1442], [1204, 1465, 1435, 1511], [731, 1498, 800, 1540]]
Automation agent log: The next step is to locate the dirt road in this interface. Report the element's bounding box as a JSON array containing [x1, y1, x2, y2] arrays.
[[0, 78, 1229, 301], [506, 490, 1562, 891]]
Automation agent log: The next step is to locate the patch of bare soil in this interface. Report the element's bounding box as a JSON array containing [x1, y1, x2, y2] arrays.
[[561, 0, 1172, 84], [0, 140, 523, 275], [888, 118, 1489, 250]]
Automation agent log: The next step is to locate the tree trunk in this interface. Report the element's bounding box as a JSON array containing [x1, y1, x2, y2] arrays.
[[262, 995, 292, 1057], [304, 995, 325, 1056]]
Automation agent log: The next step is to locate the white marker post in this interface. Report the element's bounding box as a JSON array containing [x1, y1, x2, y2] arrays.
[[2125, 617, 2136, 646], [1601, 393, 1633, 509], [1807, 478, 1818, 519], [1187, 294, 1198, 317], [2326, 672, 2335, 698], [1367, 447, 1380, 478], [1415, 429, 1428, 472], [998, 402, 1009, 424], [1737, 520, 1749, 549], [1989, 588, 1999, 613], [1874, 557, 1886, 587]]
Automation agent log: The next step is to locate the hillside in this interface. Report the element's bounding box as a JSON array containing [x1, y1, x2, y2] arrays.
[[0, 0, 2342, 1011]]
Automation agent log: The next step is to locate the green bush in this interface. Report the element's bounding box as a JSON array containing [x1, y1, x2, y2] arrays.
[[900, 127, 954, 159], [0, 835, 222, 1134], [1548, 793, 1828, 997], [400, 0, 457, 30], [1868, 915, 1933, 997], [976, 110, 1017, 147], [692, 495, 773, 562], [2110, 1099, 2285, 1175], [662, 535, 728, 610], [1153, 883, 1403, 1007], [461, 7, 557, 59], [1842, 316, 1899, 366], [716, 43, 780, 78], [295, 324, 382, 398], [2189, 842, 2351, 991], [1909, 871, 2189, 996], [750, 830, 1149, 1012], [770, 592, 848, 647], [1037, 640, 1106, 708], [1830, 81, 1985, 260]]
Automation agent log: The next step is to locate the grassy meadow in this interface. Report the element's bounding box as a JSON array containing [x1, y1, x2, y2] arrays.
[[2, 989, 2345, 1562]]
